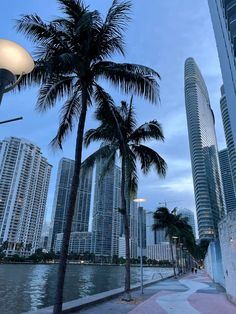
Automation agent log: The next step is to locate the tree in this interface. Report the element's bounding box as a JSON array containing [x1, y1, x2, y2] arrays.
[[83, 99, 166, 299], [153, 207, 195, 276], [25, 243, 32, 252], [15, 242, 24, 253], [195, 239, 210, 261], [1, 241, 8, 251], [153, 207, 180, 277], [17, 1, 160, 312]]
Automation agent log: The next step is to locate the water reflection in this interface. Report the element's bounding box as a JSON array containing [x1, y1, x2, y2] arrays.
[[0, 264, 172, 314]]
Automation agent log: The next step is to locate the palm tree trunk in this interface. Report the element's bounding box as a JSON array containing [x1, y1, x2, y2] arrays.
[[169, 238, 176, 277], [53, 85, 88, 314], [121, 157, 132, 301]]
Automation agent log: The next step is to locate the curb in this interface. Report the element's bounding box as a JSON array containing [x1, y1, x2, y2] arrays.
[[23, 275, 173, 314]]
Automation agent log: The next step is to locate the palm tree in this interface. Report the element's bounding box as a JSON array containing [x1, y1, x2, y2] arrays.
[[153, 207, 179, 277], [83, 99, 166, 299], [1, 241, 8, 251], [153, 207, 195, 276], [16, 1, 161, 312]]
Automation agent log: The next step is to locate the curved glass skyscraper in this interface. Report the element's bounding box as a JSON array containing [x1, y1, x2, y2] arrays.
[[184, 58, 225, 239]]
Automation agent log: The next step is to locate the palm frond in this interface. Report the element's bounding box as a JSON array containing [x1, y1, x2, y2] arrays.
[[15, 59, 51, 92], [16, 14, 68, 51], [131, 144, 167, 176], [36, 76, 75, 112], [50, 92, 81, 149], [105, 0, 132, 35], [84, 126, 116, 148], [129, 120, 164, 144], [93, 84, 126, 149], [94, 0, 131, 59], [98, 148, 117, 184], [57, 0, 88, 22], [94, 61, 160, 103], [16, 14, 54, 42], [93, 83, 116, 120], [82, 144, 116, 170]]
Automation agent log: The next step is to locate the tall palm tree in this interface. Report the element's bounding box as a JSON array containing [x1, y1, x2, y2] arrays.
[[83, 99, 167, 299], [16, 1, 160, 312], [153, 207, 195, 276]]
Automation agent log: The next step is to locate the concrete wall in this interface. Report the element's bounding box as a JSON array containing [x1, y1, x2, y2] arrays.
[[219, 212, 236, 304], [205, 240, 225, 287]]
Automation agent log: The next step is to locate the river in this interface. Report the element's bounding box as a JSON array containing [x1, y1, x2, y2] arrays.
[[0, 264, 173, 313]]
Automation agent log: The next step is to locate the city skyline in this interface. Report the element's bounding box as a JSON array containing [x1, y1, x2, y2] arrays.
[[0, 0, 226, 220]]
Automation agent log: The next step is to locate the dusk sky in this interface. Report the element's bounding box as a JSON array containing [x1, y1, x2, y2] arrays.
[[0, 0, 225, 223]]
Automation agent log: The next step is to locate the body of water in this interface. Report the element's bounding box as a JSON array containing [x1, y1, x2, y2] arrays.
[[0, 264, 172, 313]]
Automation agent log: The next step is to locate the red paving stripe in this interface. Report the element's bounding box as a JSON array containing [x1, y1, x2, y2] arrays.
[[188, 292, 236, 314]]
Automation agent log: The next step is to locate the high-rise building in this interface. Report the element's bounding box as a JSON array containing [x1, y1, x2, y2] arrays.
[[220, 86, 236, 193], [91, 157, 121, 257], [49, 158, 93, 250], [184, 58, 225, 239], [0, 137, 52, 255], [177, 208, 196, 238], [208, 0, 236, 189], [219, 148, 236, 211], [55, 231, 92, 254]]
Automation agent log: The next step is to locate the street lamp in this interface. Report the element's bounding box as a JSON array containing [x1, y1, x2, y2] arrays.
[[133, 198, 146, 294], [172, 235, 178, 277], [0, 38, 34, 104]]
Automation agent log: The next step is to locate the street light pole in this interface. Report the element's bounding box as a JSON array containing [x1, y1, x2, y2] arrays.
[[139, 206, 143, 294], [0, 117, 23, 124]]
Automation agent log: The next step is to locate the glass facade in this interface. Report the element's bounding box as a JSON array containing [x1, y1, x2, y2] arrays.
[[49, 158, 93, 250], [185, 58, 226, 239], [0, 137, 52, 254], [209, 0, 236, 195], [91, 157, 121, 257], [219, 148, 236, 211]]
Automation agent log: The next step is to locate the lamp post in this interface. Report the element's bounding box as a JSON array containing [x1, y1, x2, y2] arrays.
[[0, 38, 34, 104], [133, 198, 146, 294], [172, 235, 178, 277]]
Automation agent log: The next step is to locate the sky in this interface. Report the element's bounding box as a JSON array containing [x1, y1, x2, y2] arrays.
[[0, 0, 226, 225]]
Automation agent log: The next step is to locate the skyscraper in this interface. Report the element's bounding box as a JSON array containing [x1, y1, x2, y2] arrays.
[[91, 157, 121, 257], [184, 58, 225, 239], [208, 0, 236, 186], [177, 208, 196, 238], [49, 158, 93, 250], [219, 148, 236, 212], [220, 85, 236, 193], [0, 137, 52, 255]]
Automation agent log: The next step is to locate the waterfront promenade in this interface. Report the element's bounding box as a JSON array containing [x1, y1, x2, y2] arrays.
[[78, 270, 236, 314]]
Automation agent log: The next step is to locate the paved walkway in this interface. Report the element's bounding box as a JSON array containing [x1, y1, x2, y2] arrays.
[[78, 270, 236, 314], [128, 270, 236, 314]]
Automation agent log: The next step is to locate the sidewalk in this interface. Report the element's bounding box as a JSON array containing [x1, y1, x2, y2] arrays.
[[129, 270, 236, 314], [78, 270, 236, 314]]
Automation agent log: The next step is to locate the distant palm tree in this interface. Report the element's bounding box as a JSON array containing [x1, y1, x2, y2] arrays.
[[15, 242, 24, 253], [153, 207, 179, 276], [17, 1, 160, 312], [1, 241, 8, 251], [153, 207, 195, 276], [83, 99, 166, 299], [25, 243, 32, 252]]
